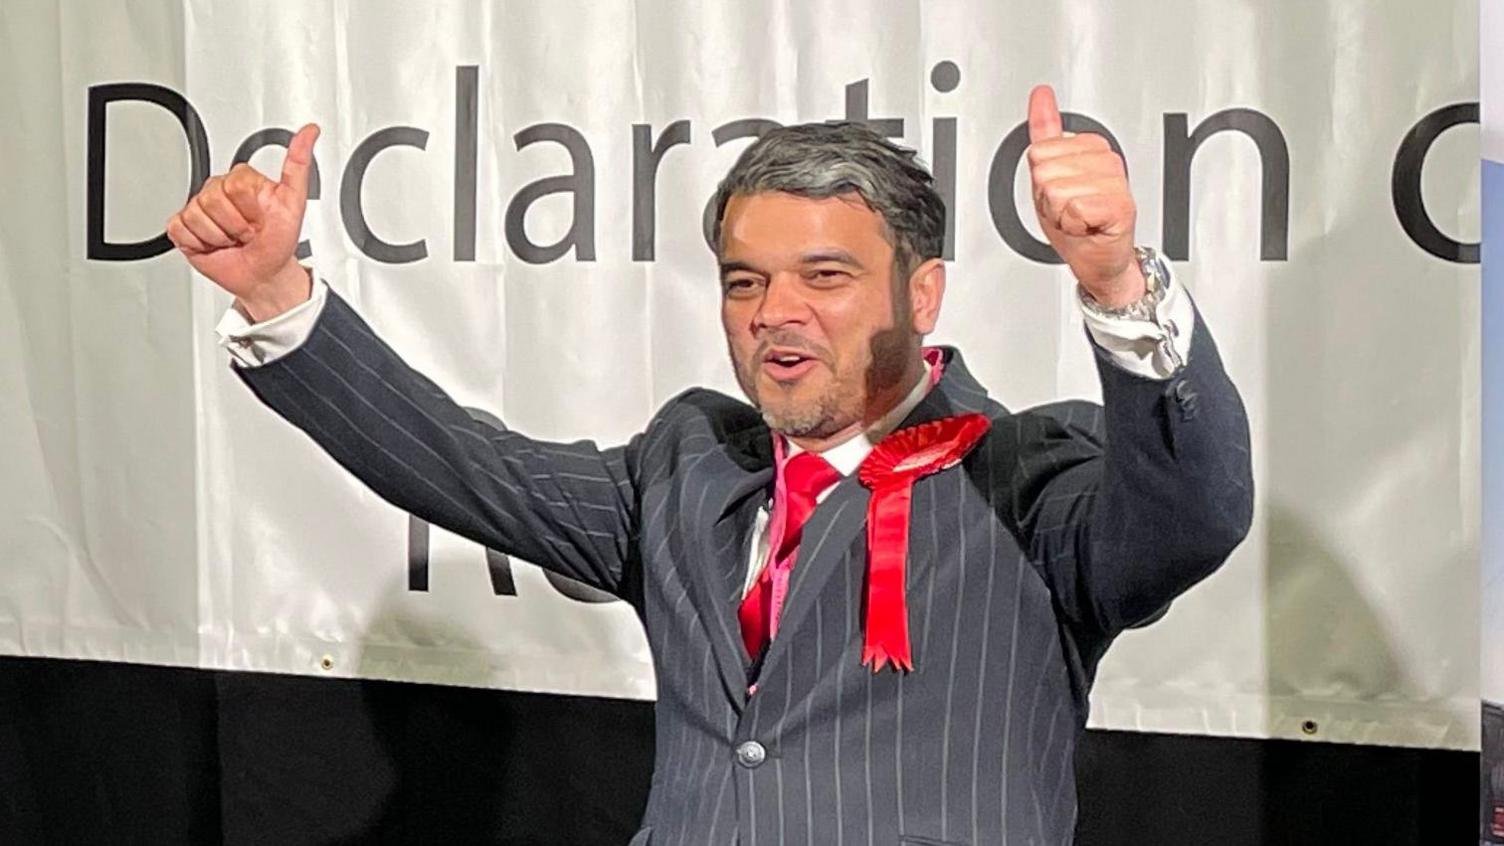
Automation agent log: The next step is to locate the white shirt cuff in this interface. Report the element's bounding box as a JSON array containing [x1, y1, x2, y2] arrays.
[[214, 269, 328, 368], [1078, 262, 1194, 380]]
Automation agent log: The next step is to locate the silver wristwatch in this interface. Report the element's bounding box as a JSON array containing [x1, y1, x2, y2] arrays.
[[1078, 246, 1170, 322]]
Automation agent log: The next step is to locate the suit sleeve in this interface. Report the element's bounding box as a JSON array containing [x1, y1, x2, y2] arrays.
[[1011, 298, 1254, 642], [232, 287, 641, 597]]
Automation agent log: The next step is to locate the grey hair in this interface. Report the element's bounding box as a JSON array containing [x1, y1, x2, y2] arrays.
[[709, 122, 946, 276]]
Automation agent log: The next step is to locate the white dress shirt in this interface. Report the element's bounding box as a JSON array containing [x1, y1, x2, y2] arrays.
[[214, 263, 1195, 598]]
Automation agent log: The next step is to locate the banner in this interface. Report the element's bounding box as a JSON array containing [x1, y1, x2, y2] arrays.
[[0, 0, 1480, 750]]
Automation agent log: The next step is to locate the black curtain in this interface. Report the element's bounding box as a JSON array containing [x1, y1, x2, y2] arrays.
[[0, 656, 1477, 845]]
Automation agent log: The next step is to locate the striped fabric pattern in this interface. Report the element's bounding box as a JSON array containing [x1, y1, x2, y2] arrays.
[[235, 289, 1252, 845]]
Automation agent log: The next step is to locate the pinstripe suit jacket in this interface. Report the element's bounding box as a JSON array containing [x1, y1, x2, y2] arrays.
[[235, 288, 1252, 845]]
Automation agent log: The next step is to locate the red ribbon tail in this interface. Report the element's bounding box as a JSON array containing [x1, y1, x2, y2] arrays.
[[861, 645, 915, 673], [863, 481, 915, 673]]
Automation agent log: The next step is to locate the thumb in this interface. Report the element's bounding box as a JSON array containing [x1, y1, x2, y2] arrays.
[[1027, 85, 1063, 145], [279, 123, 320, 199]]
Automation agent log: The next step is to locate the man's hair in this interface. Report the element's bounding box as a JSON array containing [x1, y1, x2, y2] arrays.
[[709, 122, 946, 278]]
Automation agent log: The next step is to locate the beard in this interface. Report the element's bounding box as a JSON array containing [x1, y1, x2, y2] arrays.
[[754, 375, 853, 439], [729, 324, 918, 440]]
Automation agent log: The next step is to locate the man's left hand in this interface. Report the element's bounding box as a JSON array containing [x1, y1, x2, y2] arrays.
[[1026, 84, 1146, 309]]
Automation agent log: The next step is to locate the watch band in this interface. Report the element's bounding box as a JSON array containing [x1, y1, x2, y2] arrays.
[[1078, 246, 1169, 321]]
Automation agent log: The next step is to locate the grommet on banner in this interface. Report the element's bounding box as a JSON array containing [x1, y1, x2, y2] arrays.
[[319, 655, 335, 672], [1301, 720, 1319, 736]]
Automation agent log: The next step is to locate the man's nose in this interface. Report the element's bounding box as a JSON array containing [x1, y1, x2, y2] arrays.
[[752, 273, 809, 330]]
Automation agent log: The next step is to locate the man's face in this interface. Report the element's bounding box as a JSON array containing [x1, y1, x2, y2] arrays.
[[719, 191, 934, 441]]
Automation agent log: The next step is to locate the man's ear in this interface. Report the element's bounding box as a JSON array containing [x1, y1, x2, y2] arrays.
[[907, 258, 946, 335]]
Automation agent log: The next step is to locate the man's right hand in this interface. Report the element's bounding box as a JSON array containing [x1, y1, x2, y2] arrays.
[[166, 123, 320, 322]]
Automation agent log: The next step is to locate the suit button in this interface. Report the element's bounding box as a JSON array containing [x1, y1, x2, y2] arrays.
[[1171, 380, 1201, 418], [735, 740, 766, 768]]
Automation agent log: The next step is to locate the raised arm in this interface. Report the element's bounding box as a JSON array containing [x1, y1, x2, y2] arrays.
[[1011, 315, 1253, 644], [1013, 86, 1254, 645], [232, 286, 642, 595], [167, 124, 641, 596]]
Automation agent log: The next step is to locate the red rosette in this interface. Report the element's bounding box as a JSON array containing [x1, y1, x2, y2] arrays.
[[856, 413, 991, 672], [859, 413, 992, 488]]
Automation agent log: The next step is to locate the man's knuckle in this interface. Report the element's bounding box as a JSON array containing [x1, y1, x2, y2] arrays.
[[1039, 162, 1071, 182], [228, 167, 261, 193], [204, 192, 244, 224]]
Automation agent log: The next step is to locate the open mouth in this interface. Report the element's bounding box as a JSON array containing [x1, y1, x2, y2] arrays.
[[761, 349, 818, 381]]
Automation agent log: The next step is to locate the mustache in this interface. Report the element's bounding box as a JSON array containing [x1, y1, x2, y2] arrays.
[[753, 332, 830, 361]]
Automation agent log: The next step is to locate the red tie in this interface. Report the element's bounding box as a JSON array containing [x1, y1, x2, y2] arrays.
[[738, 451, 842, 659]]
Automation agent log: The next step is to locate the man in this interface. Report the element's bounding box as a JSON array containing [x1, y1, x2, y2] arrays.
[[168, 86, 1252, 845]]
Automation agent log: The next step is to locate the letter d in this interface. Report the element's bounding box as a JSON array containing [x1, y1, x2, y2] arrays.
[[87, 83, 208, 261]]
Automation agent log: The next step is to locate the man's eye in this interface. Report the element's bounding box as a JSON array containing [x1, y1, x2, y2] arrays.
[[723, 277, 760, 294], [808, 269, 849, 281]]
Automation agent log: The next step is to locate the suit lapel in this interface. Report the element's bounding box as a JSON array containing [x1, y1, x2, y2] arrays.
[[676, 349, 998, 700], [897, 347, 993, 427], [753, 474, 869, 680], [681, 419, 773, 709], [754, 347, 996, 683]]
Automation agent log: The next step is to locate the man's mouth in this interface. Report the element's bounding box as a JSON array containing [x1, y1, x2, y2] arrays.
[[760, 349, 819, 381]]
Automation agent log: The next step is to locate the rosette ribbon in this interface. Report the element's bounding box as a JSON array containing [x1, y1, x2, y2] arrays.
[[855, 413, 991, 672]]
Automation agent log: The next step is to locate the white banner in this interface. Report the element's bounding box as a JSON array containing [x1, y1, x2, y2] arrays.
[[0, 0, 1480, 750]]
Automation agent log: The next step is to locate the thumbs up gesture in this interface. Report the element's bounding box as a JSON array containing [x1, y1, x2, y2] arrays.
[[1026, 86, 1146, 309], [166, 123, 321, 321]]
